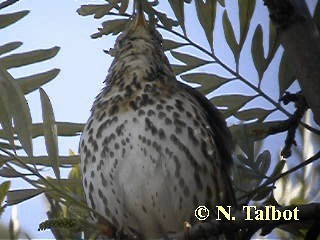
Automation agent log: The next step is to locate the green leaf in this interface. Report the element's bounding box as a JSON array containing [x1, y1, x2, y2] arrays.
[[6, 189, 45, 205], [195, 0, 217, 49], [91, 19, 128, 39], [77, 4, 113, 18], [0, 11, 29, 29], [163, 39, 187, 51], [0, 46, 60, 69], [0, 88, 15, 150], [181, 73, 229, 94], [0, 66, 33, 156], [168, 0, 186, 35], [230, 124, 255, 160], [267, 21, 280, 60], [154, 10, 179, 30], [40, 88, 60, 179], [0, 167, 25, 178], [171, 50, 210, 66], [171, 65, 194, 75], [0, 42, 22, 56], [34, 122, 84, 139], [211, 94, 255, 116], [235, 108, 273, 122], [279, 50, 296, 97], [0, 181, 10, 207], [17, 69, 60, 94], [269, 159, 286, 181], [222, 10, 239, 62], [256, 150, 271, 175], [45, 179, 82, 190], [251, 24, 266, 81], [170, 51, 211, 75], [217, 0, 225, 7], [0, 155, 80, 167], [238, 0, 256, 47], [0, 122, 84, 140]]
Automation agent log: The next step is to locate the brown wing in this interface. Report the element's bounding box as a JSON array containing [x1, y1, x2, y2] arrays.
[[180, 82, 237, 207]]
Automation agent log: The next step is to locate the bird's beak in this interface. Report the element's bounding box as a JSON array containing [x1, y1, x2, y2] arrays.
[[134, 0, 147, 28]]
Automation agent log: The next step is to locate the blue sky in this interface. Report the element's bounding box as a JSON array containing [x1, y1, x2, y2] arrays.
[[0, 0, 317, 238]]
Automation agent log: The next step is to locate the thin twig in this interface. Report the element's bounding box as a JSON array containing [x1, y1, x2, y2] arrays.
[[239, 151, 320, 202]]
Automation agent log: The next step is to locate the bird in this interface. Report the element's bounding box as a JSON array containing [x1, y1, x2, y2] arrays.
[[80, 1, 236, 239]]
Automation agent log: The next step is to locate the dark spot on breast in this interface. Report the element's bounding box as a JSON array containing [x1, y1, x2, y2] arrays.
[[158, 128, 166, 139], [138, 109, 145, 116], [129, 100, 138, 110], [166, 105, 174, 112], [109, 104, 119, 116], [156, 104, 163, 110], [158, 111, 166, 119], [147, 109, 155, 116]]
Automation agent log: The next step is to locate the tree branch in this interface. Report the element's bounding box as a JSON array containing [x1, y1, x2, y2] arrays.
[[264, 0, 320, 126]]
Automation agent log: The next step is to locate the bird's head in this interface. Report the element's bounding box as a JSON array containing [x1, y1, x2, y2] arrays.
[[113, 0, 163, 54]]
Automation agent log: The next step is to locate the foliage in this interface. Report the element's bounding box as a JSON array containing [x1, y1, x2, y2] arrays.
[[0, 0, 320, 239]]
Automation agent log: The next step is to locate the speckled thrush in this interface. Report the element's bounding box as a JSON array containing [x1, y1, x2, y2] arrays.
[[80, 1, 235, 239]]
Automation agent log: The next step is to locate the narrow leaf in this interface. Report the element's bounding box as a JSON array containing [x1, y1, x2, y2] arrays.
[[0, 167, 26, 178], [163, 39, 187, 51], [17, 69, 60, 94], [256, 150, 271, 175], [152, 10, 178, 30], [211, 94, 255, 115], [251, 25, 266, 81], [235, 108, 273, 122], [222, 11, 239, 62], [92, 19, 128, 38], [270, 159, 286, 181], [40, 88, 60, 179], [0, 88, 15, 150], [0, 11, 29, 29], [6, 189, 44, 205], [0, 46, 60, 69], [0, 66, 33, 156], [238, 0, 256, 47], [0, 42, 22, 56], [0, 181, 10, 206], [171, 51, 210, 66], [195, 0, 217, 48], [168, 0, 186, 35], [267, 21, 280, 60], [279, 51, 296, 97], [77, 4, 113, 18], [0, 155, 80, 167], [171, 64, 196, 75], [0, 122, 84, 139], [181, 73, 229, 94], [217, 0, 225, 7]]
